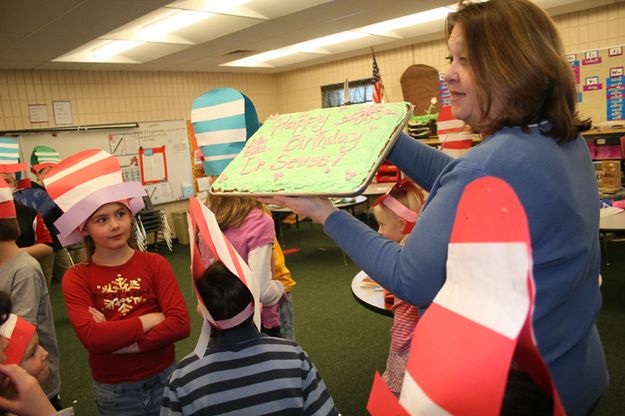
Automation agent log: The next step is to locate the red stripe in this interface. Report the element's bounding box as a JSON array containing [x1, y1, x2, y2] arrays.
[[441, 139, 472, 149], [47, 154, 121, 200], [0, 202, 15, 218], [367, 372, 409, 416], [407, 303, 514, 415]]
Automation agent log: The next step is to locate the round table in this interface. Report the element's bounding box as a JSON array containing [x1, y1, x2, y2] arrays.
[[351, 271, 393, 316]]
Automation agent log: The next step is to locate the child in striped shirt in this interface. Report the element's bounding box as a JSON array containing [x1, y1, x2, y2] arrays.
[[162, 260, 338, 416], [371, 179, 425, 396]]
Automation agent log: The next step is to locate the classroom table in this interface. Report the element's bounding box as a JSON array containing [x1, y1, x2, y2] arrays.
[[351, 270, 393, 316], [599, 208, 625, 265]]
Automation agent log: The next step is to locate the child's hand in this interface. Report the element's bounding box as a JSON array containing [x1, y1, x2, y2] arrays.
[[139, 312, 166, 332], [0, 364, 56, 416], [88, 306, 107, 323]]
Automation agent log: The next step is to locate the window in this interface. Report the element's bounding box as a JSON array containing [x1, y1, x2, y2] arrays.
[[321, 78, 374, 108]]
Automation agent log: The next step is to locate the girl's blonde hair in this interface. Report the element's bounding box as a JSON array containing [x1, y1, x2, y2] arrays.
[[205, 193, 264, 229]]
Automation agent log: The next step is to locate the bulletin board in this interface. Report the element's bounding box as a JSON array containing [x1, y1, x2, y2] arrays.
[[18, 120, 194, 205], [568, 45, 625, 124]]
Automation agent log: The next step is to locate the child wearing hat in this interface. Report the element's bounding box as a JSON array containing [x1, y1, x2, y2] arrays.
[[162, 198, 337, 415], [12, 145, 74, 289], [0, 176, 62, 410], [0, 138, 54, 261], [46, 149, 190, 416]]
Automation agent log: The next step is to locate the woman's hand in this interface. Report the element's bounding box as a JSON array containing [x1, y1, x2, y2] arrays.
[[259, 196, 338, 225], [0, 364, 56, 416]]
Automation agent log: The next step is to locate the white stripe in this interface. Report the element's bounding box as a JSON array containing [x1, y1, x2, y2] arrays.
[[0, 188, 12, 203], [0, 314, 17, 338], [203, 154, 238, 162], [195, 128, 246, 147], [437, 119, 464, 131], [0, 153, 19, 159], [437, 243, 530, 339], [399, 373, 451, 415], [191, 99, 244, 122], [35, 151, 60, 157], [53, 171, 121, 211], [45, 150, 110, 186], [439, 133, 473, 143], [0, 143, 18, 150]]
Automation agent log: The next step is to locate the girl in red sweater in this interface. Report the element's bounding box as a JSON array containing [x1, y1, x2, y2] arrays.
[[44, 149, 190, 416]]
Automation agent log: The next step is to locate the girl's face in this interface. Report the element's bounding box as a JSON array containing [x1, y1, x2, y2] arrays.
[[83, 202, 132, 252], [444, 24, 483, 130], [20, 333, 49, 384], [373, 206, 405, 244]]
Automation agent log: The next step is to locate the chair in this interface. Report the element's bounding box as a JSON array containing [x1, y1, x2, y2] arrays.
[[135, 209, 173, 254]]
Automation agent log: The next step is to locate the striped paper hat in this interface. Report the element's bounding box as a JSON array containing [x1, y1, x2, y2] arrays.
[[437, 106, 473, 158], [0, 137, 27, 174], [0, 176, 16, 219], [30, 145, 61, 174], [0, 314, 37, 365], [191, 88, 259, 176], [43, 149, 146, 247], [187, 196, 261, 358]]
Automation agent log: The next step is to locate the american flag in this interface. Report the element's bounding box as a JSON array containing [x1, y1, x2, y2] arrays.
[[372, 52, 385, 103]]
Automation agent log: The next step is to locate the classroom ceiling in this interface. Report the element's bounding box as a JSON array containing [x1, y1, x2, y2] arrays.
[[0, 0, 620, 74]]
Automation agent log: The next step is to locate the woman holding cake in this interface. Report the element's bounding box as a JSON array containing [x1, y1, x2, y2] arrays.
[[262, 0, 608, 414]]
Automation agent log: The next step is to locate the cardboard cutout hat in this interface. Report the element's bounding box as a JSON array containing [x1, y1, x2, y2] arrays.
[[0, 314, 37, 365], [187, 196, 261, 357], [43, 149, 146, 247], [437, 106, 473, 158], [30, 145, 61, 174], [0, 176, 16, 219], [191, 88, 259, 176], [0, 137, 27, 174]]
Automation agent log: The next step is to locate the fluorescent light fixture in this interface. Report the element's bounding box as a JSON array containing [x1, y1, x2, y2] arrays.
[[140, 9, 213, 40], [358, 5, 456, 36], [222, 49, 297, 67], [170, 0, 251, 14], [92, 40, 144, 59], [293, 31, 368, 52]]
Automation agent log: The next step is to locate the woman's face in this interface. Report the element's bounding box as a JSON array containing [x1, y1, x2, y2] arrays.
[[444, 24, 484, 130]]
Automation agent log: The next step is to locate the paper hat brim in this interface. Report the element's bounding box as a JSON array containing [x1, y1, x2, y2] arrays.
[[0, 314, 36, 364], [53, 181, 146, 246], [0, 180, 16, 219], [0, 162, 27, 174]]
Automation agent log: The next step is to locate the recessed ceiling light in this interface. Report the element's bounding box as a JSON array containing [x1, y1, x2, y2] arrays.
[[92, 40, 145, 60]]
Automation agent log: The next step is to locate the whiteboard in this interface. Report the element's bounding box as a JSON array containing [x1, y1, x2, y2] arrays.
[[18, 120, 194, 205]]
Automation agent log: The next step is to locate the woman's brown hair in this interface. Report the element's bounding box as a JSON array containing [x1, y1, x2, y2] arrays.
[[205, 193, 264, 229], [446, 0, 591, 142]]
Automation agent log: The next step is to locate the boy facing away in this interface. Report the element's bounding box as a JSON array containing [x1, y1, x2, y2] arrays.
[[161, 260, 339, 416]]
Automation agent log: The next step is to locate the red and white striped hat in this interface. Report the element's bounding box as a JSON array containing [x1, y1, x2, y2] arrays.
[[43, 149, 146, 246], [187, 196, 261, 358], [437, 106, 473, 158], [0, 314, 36, 365], [0, 176, 16, 219]]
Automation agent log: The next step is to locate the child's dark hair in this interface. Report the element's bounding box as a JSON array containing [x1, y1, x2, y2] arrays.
[[0, 218, 20, 242], [195, 260, 254, 322], [0, 290, 12, 326]]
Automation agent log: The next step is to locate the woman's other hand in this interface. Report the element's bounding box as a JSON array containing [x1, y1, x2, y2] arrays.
[[259, 196, 338, 225]]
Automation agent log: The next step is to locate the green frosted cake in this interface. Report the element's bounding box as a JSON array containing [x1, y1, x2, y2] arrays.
[[211, 102, 411, 196]]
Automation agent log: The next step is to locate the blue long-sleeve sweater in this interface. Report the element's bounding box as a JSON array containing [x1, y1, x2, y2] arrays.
[[325, 127, 608, 415]]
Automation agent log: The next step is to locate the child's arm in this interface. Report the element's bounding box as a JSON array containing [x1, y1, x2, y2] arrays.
[[249, 244, 285, 306], [62, 267, 145, 354], [135, 255, 190, 352], [301, 350, 340, 416], [9, 267, 44, 325], [19, 213, 53, 259]]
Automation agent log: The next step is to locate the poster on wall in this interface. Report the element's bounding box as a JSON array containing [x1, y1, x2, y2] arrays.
[[139, 146, 168, 185]]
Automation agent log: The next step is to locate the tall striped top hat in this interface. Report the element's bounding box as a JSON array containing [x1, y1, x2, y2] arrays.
[[0, 137, 27, 174], [30, 145, 61, 174], [0, 176, 16, 219], [43, 149, 146, 247], [437, 106, 473, 158], [0, 314, 36, 365], [191, 88, 259, 176]]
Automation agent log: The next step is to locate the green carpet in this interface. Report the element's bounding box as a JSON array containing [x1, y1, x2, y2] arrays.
[[50, 223, 624, 415]]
